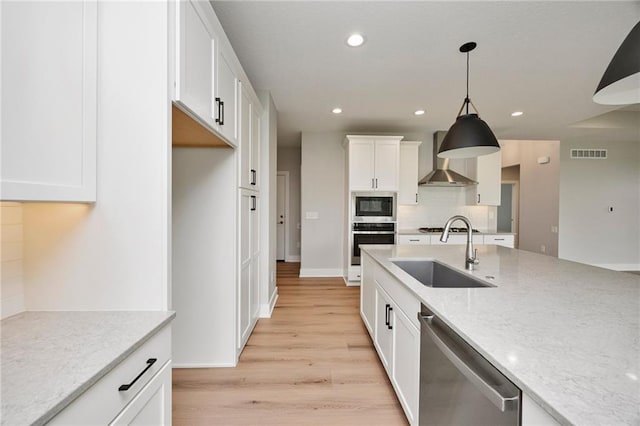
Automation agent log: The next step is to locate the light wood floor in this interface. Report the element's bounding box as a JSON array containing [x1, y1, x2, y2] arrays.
[[172, 262, 407, 425]]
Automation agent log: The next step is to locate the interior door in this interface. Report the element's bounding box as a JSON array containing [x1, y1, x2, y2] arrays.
[[276, 174, 286, 260]]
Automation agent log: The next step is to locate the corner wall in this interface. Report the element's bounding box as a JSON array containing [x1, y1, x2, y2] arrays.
[[559, 139, 640, 270]]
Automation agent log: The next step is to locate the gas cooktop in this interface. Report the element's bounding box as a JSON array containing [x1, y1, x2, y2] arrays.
[[419, 227, 479, 233]]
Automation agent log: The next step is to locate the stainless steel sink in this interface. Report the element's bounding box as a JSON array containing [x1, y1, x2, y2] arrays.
[[391, 260, 493, 288]]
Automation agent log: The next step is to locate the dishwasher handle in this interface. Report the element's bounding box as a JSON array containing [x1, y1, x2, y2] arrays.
[[418, 314, 520, 413]]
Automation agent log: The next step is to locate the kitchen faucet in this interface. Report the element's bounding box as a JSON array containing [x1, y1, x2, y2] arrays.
[[441, 215, 478, 271]]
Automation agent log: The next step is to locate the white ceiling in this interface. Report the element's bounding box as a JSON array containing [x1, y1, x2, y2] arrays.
[[211, 1, 640, 147]]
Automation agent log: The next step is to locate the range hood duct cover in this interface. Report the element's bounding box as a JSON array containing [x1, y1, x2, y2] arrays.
[[418, 131, 477, 187]]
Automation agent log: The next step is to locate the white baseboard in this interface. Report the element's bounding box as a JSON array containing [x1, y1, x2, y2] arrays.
[[172, 362, 237, 368], [299, 268, 343, 277], [285, 255, 300, 262], [259, 288, 278, 318], [592, 263, 640, 272], [345, 280, 361, 287]]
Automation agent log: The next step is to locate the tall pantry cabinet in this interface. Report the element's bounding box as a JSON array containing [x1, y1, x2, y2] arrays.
[[171, 0, 266, 368]]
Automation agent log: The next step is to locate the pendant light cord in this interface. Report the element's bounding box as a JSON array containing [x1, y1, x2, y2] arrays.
[[466, 50, 470, 115]]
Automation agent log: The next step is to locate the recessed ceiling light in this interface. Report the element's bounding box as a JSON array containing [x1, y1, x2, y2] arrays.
[[346, 33, 365, 47], [332, 107, 342, 114], [511, 111, 524, 117], [414, 109, 425, 116]]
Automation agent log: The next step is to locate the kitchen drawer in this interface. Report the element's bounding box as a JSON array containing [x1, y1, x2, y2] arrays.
[[397, 235, 430, 245], [484, 234, 515, 248], [375, 264, 420, 329], [49, 325, 171, 425]]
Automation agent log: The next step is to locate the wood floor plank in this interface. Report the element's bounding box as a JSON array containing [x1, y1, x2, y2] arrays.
[[173, 262, 408, 425]]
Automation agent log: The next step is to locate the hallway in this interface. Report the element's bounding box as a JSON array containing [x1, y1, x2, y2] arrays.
[[172, 262, 407, 425]]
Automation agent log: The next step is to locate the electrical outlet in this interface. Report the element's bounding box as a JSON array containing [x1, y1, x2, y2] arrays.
[[551, 226, 558, 233]]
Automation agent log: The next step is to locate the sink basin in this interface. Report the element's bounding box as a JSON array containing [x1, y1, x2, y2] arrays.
[[391, 260, 493, 288]]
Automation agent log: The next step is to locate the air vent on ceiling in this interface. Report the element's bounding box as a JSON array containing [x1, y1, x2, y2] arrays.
[[570, 149, 608, 159]]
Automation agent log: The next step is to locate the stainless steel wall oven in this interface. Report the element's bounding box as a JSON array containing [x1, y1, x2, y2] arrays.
[[351, 222, 396, 266]]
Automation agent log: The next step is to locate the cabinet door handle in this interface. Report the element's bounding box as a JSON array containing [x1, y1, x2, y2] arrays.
[[215, 97, 222, 124], [415, 193, 418, 203], [494, 238, 505, 241], [375, 178, 378, 189], [251, 169, 256, 185], [250, 195, 257, 211], [372, 178, 375, 189], [118, 358, 157, 391], [409, 239, 419, 242], [385, 304, 390, 326], [477, 194, 481, 204], [387, 306, 393, 330], [220, 100, 225, 125]]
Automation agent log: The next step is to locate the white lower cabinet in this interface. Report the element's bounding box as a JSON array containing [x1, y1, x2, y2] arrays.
[[238, 189, 260, 352], [362, 253, 419, 425], [49, 325, 172, 425]]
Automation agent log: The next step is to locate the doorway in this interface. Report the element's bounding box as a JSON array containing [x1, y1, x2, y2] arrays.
[[497, 181, 519, 248], [276, 171, 289, 261]]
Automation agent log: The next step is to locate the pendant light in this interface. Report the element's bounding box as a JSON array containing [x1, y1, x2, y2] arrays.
[[438, 42, 500, 159], [593, 21, 640, 105]]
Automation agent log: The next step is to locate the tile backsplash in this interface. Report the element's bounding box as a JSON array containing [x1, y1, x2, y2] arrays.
[[1, 202, 25, 319], [398, 186, 497, 231]]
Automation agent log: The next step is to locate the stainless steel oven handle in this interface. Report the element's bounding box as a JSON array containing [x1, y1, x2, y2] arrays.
[[351, 231, 396, 234], [418, 314, 520, 413]]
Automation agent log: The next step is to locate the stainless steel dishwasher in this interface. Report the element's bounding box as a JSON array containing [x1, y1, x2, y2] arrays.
[[418, 305, 521, 425]]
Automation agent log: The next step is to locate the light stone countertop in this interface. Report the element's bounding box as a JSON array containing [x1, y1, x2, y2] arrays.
[[361, 244, 640, 426], [1, 311, 175, 426], [397, 228, 515, 235]]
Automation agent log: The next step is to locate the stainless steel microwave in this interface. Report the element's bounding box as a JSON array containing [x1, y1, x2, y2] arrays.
[[352, 192, 396, 222]]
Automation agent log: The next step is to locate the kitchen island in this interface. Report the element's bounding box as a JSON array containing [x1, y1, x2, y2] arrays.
[[1, 311, 175, 425], [362, 244, 639, 425]]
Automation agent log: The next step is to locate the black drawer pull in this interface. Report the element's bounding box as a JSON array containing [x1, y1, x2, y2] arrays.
[[118, 358, 157, 391]]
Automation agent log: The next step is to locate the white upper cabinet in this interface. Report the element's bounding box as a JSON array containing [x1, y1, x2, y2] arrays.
[[174, 0, 214, 129], [1, 1, 97, 202], [346, 136, 402, 191], [173, 0, 238, 147], [398, 142, 422, 205], [466, 151, 502, 206], [214, 48, 238, 145], [238, 82, 262, 190]]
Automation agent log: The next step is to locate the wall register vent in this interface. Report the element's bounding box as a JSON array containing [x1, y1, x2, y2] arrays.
[[570, 149, 608, 159]]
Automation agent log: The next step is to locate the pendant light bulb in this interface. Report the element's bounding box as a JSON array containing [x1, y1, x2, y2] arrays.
[[438, 42, 500, 159]]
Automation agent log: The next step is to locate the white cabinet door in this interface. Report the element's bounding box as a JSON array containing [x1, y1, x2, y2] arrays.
[[392, 308, 420, 426], [215, 48, 238, 145], [374, 140, 400, 191], [250, 103, 261, 190], [484, 234, 515, 248], [175, 0, 214, 129], [250, 193, 260, 321], [466, 151, 501, 206], [349, 140, 376, 190], [360, 254, 376, 334], [1, 1, 97, 202], [238, 191, 252, 349], [375, 286, 394, 371], [109, 361, 172, 426], [238, 86, 252, 189], [397, 235, 430, 245], [399, 142, 421, 205]]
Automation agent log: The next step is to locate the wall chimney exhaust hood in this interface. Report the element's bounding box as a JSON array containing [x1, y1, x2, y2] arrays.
[[418, 131, 477, 187]]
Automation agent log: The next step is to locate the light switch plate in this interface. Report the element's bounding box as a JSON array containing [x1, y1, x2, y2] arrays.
[[305, 212, 319, 220]]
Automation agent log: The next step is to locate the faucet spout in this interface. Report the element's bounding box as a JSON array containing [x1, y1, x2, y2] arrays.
[[440, 215, 479, 271]]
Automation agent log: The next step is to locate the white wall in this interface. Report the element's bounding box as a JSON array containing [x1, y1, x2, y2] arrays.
[[21, 2, 170, 310], [300, 132, 346, 276], [559, 139, 640, 270], [1, 203, 24, 318], [499, 140, 560, 257], [277, 147, 301, 261]]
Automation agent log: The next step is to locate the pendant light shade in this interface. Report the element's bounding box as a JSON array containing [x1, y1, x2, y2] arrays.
[[438, 42, 500, 159], [439, 114, 500, 159], [593, 21, 640, 105]]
